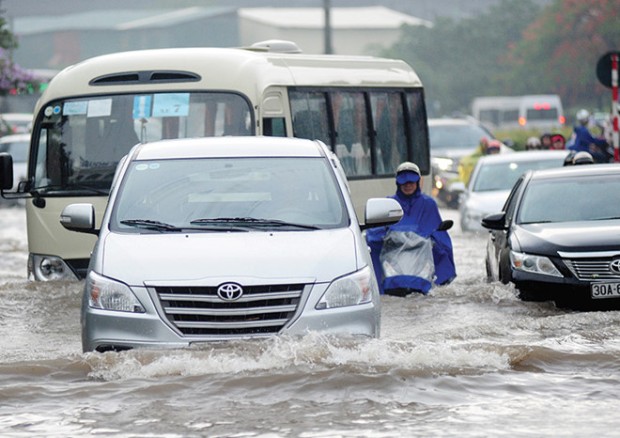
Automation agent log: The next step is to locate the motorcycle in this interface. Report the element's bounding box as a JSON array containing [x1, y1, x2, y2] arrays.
[[368, 220, 456, 297]]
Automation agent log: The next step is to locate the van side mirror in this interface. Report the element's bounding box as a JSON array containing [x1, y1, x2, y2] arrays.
[[60, 203, 99, 235], [361, 198, 403, 230], [0, 153, 14, 190]]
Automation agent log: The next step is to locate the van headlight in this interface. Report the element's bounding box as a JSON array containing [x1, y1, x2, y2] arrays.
[[510, 251, 562, 277], [28, 254, 78, 281], [86, 271, 146, 313], [316, 266, 377, 309]]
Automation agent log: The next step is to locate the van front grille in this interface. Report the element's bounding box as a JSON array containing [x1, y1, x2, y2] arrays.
[[154, 284, 305, 336]]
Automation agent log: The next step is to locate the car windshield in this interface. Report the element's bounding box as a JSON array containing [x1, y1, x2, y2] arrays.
[[472, 157, 565, 192], [518, 174, 620, 224], [428, 122, 491, 151], [111, 156, 348, 232]]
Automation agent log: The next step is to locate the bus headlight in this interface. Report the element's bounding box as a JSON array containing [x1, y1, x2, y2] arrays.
[[86, 271, 145, 313], [28, 254, 78, 281], [316, 266, 377, 309]]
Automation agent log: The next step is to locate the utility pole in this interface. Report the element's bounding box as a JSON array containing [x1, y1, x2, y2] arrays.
[[324, 0, 333, 54]]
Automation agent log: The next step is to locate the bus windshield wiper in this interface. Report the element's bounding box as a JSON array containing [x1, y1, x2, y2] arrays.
[[190, 217, 321, 230], [31, 183, 109, 195]]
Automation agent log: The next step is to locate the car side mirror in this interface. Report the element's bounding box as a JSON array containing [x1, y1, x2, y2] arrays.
[[361, 198, 403, 230], [60, 203, 99, 235], [481, 212, 507, 230], [0, 152, 14, 190]]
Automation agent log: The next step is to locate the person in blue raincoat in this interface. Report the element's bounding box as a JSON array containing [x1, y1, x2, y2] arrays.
[[366, 161, 456, 296]]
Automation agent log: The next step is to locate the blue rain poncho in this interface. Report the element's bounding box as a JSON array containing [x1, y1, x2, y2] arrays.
[[366, 184, 456, 295]]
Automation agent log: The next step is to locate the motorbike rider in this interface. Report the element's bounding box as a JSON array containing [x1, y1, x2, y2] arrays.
[[365, 162, 456, 296], [525, 137, 542, 150], [568, 109, 609, 162]]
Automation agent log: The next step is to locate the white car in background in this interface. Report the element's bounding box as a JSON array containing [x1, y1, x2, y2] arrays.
[[459, 150, 569, 232], [0, 133, 30, 191], [0, 113, 33, 134]]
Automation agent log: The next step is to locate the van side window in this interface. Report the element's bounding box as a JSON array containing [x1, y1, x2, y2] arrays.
[[330, 91, 371, 177], [289, 90, 331, 146]]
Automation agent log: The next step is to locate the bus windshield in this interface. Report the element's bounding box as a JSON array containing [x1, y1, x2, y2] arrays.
[[32, 92, 253, 193]]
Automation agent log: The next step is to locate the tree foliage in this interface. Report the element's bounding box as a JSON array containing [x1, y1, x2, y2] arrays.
[[501, 0, 620, 109], [384, 0, 541, 116], [385, 0, 620, 116], [0, 15, 40, 95]]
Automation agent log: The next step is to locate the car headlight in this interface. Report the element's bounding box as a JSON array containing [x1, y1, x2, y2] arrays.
[[432, 157, 455, 172], [86, 271, 146, 313], [316, 266, 377, 309], [510, 251, 562, 277]]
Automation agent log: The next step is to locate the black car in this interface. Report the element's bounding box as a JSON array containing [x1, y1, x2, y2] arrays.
[[482, 164, 620, 310]]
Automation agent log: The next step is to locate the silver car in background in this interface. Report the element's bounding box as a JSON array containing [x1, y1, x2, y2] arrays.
[[60, 136, 403, 352], [459, 150, 568, 232]]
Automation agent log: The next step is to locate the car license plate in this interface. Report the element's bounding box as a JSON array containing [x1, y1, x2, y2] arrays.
[[591, 282, 620, 299]]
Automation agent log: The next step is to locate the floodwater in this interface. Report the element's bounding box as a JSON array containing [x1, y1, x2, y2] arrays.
[[1, 206, 619, 437]]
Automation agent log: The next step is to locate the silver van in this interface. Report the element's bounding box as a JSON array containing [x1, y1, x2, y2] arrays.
[[60, 136, 403, 352]]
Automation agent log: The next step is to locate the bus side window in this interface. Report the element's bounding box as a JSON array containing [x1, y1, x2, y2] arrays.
[[263, 118, 286, 137], [330, 91, 371, 177], [370, 92, 406, 175], [289, 90, 330, 146], [406, 90, 430, 175]]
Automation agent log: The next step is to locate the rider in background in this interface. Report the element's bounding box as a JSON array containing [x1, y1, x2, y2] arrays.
[[568, 109, 609, 162], [525, 137, 542, 150], [366, 162, 456, 296], [458, 138, 501, 185]]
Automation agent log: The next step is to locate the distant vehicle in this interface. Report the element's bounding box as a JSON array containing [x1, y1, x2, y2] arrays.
[[428, 117, 509, 208], [59, 136, 404, 352], [482, 164, 620, 310], [0, 133, 29, 192], [0, 113, 33, 134], [471, 94, 565, 130], [459, 150, 568, 232]]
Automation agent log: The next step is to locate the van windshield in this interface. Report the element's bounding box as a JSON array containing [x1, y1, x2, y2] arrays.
[[111, 156, 349, 231], [32, 92, 253, 194]]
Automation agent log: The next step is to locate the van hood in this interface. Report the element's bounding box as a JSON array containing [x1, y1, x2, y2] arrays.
[[99, 229, 360, 286]]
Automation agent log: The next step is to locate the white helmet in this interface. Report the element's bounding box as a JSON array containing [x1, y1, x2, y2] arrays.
[[525, 137, 541, 150], [572, 151, 594, 165], [576, 109, 590, 124], [395, 161, 420, 176]]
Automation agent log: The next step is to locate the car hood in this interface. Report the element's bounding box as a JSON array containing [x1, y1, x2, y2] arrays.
[[99, 228, 359, 286], [464, 190, 510, 215], [514, 220, 620, 255]]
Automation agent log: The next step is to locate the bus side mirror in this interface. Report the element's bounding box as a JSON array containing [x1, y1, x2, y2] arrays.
[[361, 198, 403, 230], [60, 203, 99, 235], [0, 152, 14, 190]]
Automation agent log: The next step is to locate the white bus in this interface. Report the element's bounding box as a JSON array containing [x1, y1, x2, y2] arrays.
[[471, 94, 565, 130], [0, 42, 431, 281]]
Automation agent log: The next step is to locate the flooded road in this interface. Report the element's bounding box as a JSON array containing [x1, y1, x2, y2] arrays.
[[1, 206, 619, 437]]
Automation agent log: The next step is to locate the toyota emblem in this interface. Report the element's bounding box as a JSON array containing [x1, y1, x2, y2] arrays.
[[217, 283, 243, 301], [610, 259, 620, 274]]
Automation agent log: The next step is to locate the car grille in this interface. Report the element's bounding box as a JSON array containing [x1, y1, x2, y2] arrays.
[[155, 284, 305, 337], [563, 258, 620, 281]]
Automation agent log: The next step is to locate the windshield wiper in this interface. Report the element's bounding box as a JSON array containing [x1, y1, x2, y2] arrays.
[[31, 183, 109, 195], [120, 219, 184, 232], [190, 217, 321, 230]]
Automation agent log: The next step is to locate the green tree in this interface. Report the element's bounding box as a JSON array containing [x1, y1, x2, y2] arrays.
[[502, 0, 620, 111], [0, 14, 39, 95], [384, 0, 541, 115]]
